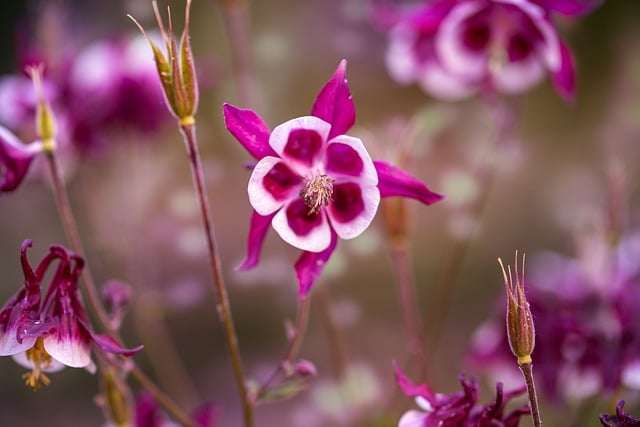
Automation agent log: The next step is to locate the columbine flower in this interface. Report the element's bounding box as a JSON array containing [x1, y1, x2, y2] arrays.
[[600, 400, 640, 427], [224, 60, 443, 295], [133, 391, 216, 427], [469, 229, 640, 402], [0, 240, 142, 389], [380, 0, 600, 101], [0, 125, 44, 193], [394, 361, 530, 426]]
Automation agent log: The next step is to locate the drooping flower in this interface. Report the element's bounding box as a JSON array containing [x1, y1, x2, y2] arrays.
[[0, 240, 142, 389], [469, 229, 640, 402], [600, 400, 640, 427], [224, 60, 443, 295], [0, 125, 44, 193], [394, 361, 530, 426], [379, 0, 600, 101]]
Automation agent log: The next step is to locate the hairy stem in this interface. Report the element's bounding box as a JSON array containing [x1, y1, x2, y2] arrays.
[[179, 122, 253, 426], [519, 362, 542, 427]]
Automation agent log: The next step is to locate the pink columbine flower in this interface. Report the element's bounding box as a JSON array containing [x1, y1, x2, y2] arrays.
[[381, 0, 600, 101], [0, 240, 142, 389], [0, 125, 44, 193], [394, 361, 530, 427], [224, 60, 443, 295], [133, 391, 216, 427]]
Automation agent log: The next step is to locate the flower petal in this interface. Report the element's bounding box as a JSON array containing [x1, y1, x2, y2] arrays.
[[248, 157, 303, 215], [374, 161, 444, 205], [91, 332, 144, 357], [393, 360, 435, 400], [12, 350, 66, 373], [550, 40, 575, 102], [532, 0, 601, 16], [272, 199, 332, 252], [295, 231, 338, 296], [327, 182, 380, 240], [43, 330, 93, 368], [0, 326, 37, 356], [398, 410, 428, 427], [237, 210, 276, 271], [269, 117, 330, 168], [325, 135, 378, 185], [491, 55, 545, 94], [223, 103, 275, 160], [311, 59, 355, 140], [0, 126, 42, 193]]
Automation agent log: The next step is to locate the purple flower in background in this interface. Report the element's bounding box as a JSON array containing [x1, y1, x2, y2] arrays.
[[379, 0, 600, 101], [600, 400, 640, 427], [134, 391, 216, 427], [469, 230, 640, 402], [0, 34, 170, 153], [0, 240, 142, 389], [0, 125, 43, 193], [224, 60, 443, 295], [394, 361, 529, 426]]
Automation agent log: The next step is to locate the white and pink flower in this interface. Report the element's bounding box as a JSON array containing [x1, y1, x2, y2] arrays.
[[225, 60, 443, 295]]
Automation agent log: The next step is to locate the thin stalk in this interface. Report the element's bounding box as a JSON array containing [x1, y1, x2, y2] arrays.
[[423, 96, 514, 376], [256, 295, 311, 399], [46, 151, 198, 425], [130, 366, 198, 427], [388, 240, 427, 378], [45, 152, 113, 334], [519, 362, 542, 427], [315, 286, 349, 380], [218, 0, 259, 109], [178, 122, 253, 426]]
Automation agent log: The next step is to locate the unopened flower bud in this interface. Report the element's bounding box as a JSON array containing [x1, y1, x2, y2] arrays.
[[129, 0, 198, 125], [293, 359, 317, 378], [26, 65, 57, 153], [499, 251, 535, 366]]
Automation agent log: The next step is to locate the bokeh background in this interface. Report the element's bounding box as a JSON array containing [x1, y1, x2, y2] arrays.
[[0, 0, 639, 425]]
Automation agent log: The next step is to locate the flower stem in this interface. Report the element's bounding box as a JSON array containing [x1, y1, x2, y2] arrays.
[[218, 0, 259, 109], [46, 151, 198, 426], [256, 295, 311, 400], [45, 152, 113, 334], [519, 362, 542, 427], [388, 240, 427, 378], [178, 122, 253, 426], [423, 96, 514, 377], [315, 286, 349, 379]]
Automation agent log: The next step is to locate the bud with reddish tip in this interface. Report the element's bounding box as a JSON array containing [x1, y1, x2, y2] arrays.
[[499, 252, 535, 366]]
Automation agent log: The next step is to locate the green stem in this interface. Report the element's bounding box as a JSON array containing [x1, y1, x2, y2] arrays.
[[179, 122, 253, 426]]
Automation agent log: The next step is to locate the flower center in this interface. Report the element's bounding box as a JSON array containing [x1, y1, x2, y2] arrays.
[[22, 337, 54, 390], [300, 174, 335, 215]]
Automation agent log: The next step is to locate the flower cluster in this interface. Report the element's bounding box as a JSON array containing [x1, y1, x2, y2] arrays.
[[394, 362, 530, 426], [600, 401, 640, 427], [0, 34, 169, 153], [469, 230, 640, 402], [0, 240, 142, 389], [225, 60, 443, 295], [378, 0, 600, 100]]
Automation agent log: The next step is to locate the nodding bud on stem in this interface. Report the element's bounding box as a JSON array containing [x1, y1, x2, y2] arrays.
[[129, 0, 198, 125], [26, 65, 57, 153], [499, 251, 535, 366]]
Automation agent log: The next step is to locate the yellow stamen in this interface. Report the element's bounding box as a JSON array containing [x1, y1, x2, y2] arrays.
[[22, 337, 54, 390], [300, 174, 335, 215]]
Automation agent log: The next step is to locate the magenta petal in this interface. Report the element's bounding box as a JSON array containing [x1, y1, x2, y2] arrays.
[[311, 60, 355, 140], [374, 161, 444, 205], [393, 360, 435, 400], [550, 41, 576, 102], [533, 0, 601, 16], [0, 126, 41, 193], [294, 231, 338, 296], [237, 210, 276, 271], [223, 103, 276, 160], [91, 332, 143, 356]]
